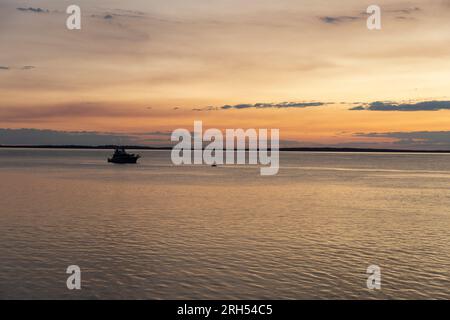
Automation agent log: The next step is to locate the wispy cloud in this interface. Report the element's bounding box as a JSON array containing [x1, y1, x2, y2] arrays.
[[350, 100, 450, 111], [319, 5, 421, 25], [389, 7, 421, 15], [390, 6, 421, 20], [91, 9, 148, 21], [0, 65, 35, 71], [319, 16, 360, 25], [16, 7, 49, 13], [0, 102, 153, 122]]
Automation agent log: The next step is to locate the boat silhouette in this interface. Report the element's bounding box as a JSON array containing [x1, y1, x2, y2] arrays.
[[108, 147, 141, 164]]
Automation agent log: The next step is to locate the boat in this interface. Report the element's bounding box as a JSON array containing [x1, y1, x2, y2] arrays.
[[108, 147, 141, 164]]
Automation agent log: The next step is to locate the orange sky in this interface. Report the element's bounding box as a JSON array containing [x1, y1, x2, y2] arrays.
[[2, 0, 450, 148]]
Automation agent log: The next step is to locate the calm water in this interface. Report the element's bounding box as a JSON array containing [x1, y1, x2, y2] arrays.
[[0, 148, 450, 299]]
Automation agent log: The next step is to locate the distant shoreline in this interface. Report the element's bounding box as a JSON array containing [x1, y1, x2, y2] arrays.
[[1, 145, 450, 153]]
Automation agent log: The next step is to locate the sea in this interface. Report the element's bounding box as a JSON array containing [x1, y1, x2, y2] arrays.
[[0, 148, 449, 299]]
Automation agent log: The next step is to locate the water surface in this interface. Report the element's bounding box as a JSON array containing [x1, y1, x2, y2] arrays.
[[0, 149, 450, 299]]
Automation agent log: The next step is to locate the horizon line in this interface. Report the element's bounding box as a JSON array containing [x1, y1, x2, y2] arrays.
[[2, 145, 450, 153]]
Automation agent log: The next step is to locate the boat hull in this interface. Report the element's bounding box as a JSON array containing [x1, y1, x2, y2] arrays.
[[108, 156, 140, 164]]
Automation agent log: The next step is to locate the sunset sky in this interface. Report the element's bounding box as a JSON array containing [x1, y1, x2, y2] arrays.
[[2, 0, 450, 148]]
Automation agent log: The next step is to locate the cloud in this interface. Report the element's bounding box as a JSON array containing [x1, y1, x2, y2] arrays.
[[91, 10, 147, 21], [350, 100, 450, 111], [108, 9, 146, 19], [193, 106, 218, 111], [16, 7, 49, 13], [354, 131, 450, 149], [390, 7, 421, 20], [319, 16, 360, 25], [349, 106, 365, 111], [194, 101, 327, 111], [0, 65, 35, 71], [0, 128, 139, 146], [0, 102, 154, 122], [0, 128, 178, 147], [389, 7, 421, 15], [319, 6, 421, 25]]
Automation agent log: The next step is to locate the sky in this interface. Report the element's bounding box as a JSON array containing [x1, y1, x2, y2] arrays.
[[2, 0, 450, 148]]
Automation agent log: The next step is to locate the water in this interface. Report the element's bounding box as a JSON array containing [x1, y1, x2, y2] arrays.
[[0, 148, 450, 299]]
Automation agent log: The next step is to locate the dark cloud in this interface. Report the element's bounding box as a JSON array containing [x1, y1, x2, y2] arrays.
[[354, 131, 450, 149], [16, 7, 49, 13], [319, 16, 360, 24], [349, 106, 365, 111], [0, 128, 178, 147], [194, 101, 327, 111], [193, 106, 218, 111], [91, 10, 146, 21], [0, 128, 139, 146], [350, 100, 450, 111], [0, 65, 35, 71]]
